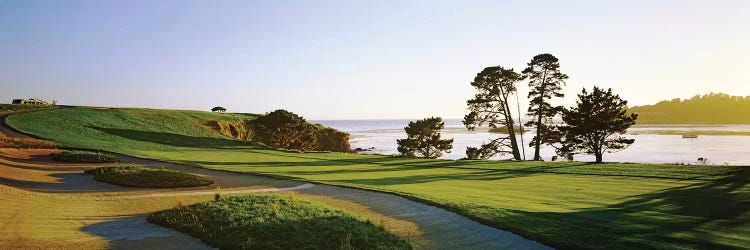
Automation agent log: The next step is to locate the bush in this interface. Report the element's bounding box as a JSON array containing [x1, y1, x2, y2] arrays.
[[206, 110, 352, 152], [252, 110, 319, 151], [148, 195, 411, 250], [84, 166, 213, 188], [250, 110, 352, 152], [51, 150, 117, 163]]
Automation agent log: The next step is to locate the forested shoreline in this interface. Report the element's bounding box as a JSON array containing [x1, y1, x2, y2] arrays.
[[630, 93, 750, 124]]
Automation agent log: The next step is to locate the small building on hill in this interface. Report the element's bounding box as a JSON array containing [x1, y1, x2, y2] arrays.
[[11, 98, 49, 105]]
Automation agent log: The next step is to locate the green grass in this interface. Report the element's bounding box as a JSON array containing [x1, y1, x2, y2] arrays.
[[6, 107, 257, 155], [148, 195, 411, 250], [8, 107, 750, 249], [84, 166, 213, 187], [51, 150, 117, 163]]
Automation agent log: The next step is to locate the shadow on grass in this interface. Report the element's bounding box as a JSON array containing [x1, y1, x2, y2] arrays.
[[81, 215, 210, 249], [90, 127, 240, 148], [0, 172, 139, 192], [462, 169, 750, 250]]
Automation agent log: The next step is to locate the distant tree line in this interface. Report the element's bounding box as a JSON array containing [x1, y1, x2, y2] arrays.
[[629, 93, 750, 124], [397, 53, 638, 163]]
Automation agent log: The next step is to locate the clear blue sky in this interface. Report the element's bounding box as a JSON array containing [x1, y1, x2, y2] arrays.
[[2, 0, 748, 119]]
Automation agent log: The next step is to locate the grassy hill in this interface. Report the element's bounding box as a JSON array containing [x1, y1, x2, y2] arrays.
[[7, 107, 257, 155], [8, 107, 750, 249], [630, 93, 750, 124]]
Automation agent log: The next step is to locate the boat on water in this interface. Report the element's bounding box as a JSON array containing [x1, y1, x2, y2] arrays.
[[682, 134, 698, 138]]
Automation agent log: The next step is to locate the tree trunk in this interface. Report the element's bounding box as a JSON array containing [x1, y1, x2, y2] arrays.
[[595, 153, 603, 163], [533, 108, 543, 160], [515, 94, 526, 160], [533, 72, 548, 161], [504, 103, 522, 160], [506, 123, 521, 160]]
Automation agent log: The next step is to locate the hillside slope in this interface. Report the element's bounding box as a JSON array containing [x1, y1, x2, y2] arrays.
[[630, 93, 750, 124], [6, 107, 257, 155]]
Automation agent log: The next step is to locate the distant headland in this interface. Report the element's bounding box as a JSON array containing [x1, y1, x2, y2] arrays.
[[630, 93, 750, 124]]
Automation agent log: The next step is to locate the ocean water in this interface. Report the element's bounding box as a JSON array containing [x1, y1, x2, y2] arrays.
[[313, 119, 750, 166]]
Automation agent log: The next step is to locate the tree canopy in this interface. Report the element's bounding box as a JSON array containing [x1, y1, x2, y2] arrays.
[[211, 106, 226, 112], [463, 66, 523, 160], [558, 87, 638, 163], [397, 117, 454, 158]]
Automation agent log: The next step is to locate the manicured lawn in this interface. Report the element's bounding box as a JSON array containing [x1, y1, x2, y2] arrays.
[[84, 166, 213, 188], [148, 195, 411, 250], [8, 107, 750, 249]]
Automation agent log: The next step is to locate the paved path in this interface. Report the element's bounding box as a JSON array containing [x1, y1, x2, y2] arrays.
[[0, 113, 27, 138]]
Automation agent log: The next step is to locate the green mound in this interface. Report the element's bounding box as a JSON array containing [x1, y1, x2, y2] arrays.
[[148, 195, 411, 250], [84, 166, 213, 188], [6, 107, 258, 155], [51, 150, 117, 163]]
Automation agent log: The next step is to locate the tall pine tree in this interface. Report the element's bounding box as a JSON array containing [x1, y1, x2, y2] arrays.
[[523, 53, 568, 161], [464, 66, 523, 160]]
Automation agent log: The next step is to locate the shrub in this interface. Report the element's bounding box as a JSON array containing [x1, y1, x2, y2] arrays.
[[84, 166, 213, 187], [209, 110, 352, 152], [252, 110, 319, 151], [314, 125, 351, 152], [148, 195, 411, 250], [250, 110, 352, 152], [51, 150, 117, 163]]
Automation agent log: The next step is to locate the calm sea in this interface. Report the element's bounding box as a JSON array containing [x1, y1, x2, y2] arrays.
[[312, 119, 750, 166]]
